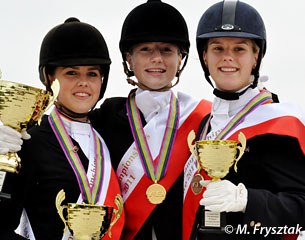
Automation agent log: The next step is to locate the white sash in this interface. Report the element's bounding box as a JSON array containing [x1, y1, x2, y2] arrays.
[[116, 92, 198, 201], [184, 102, 305, 199]]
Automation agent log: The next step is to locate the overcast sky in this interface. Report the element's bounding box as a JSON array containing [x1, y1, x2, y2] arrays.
[[1, 0, 304, 108]]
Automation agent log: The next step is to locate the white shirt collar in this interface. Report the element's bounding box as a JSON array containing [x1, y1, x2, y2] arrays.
[[61, 116, 91, 136], [135, 88, 172, 122], [212, 87, 260, 118], [209, 87, 260, 135]]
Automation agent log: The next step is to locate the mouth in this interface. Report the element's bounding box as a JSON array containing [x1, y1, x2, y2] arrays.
[[219, 67, 238, 72], [74, 92, 90, 97], [146, 68, 166, 73]]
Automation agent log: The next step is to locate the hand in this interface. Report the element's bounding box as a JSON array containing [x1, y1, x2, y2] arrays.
[[199, 179, 248, 213], [0, 125, 30, 154]]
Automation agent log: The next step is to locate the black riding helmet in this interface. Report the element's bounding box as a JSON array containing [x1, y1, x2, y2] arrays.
[[39, 17, 111, 100], [196, 0, 266, 100], [119, 0, 190, 88]]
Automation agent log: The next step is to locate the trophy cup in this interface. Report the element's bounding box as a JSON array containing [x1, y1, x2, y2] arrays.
[[188, 131, 246, 235], [0, 79, 58, 199], [56, 189, 123, 240]]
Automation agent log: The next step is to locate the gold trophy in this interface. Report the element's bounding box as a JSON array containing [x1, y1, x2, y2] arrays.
[[0, 79, 58, 199], [56, 189, 123, 240], [187, 130, 246, 234]]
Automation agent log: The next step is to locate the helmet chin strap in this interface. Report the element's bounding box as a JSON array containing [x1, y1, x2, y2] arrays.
[[123, 54, 188, 92], [54, 101, 89, 122], [126, 76, 179, 92], [213, 76, 258, 101]]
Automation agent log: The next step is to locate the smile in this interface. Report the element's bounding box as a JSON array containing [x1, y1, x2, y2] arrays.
[[146, 69, 165, 73], [220, 67, 238, 72]]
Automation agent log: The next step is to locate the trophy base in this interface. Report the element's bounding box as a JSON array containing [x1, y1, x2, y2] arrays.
[[0, 171, 12, 200], [196, 206, 228, 239]]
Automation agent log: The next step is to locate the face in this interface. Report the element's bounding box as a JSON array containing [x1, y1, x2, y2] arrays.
[[49, 65, 102, 114], [126, 42, 182, 90], [203, 37, 259, 92]]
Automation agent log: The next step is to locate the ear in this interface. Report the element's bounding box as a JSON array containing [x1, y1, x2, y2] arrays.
[[203, 51, 208, 66], [253, 53, 259, 69], [178, 53, 182, 68], [126, 53, 133, 70], [48, 74, 56, 84]]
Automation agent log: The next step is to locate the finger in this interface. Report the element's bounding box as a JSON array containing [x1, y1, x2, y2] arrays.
[[0, 147, 9, 154], [0, 134, 23, 145], [204, 203, 226, 212], [0, 125, 22, 138], [200, 180, 211, 187], [203, 187, 228, 198], [200, 197, 225, 211], [200, 196, 224, 206], [21, 129, 31, 140], [0, 141, 22, 152]]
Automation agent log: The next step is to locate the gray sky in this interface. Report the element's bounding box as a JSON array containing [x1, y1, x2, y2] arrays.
[[1, 0, 304, 107]]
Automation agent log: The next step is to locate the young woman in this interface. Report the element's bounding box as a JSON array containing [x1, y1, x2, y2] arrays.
[[89, 1, 211, 239], [0, 18, 124, 240], [183, 1, 305, 240]]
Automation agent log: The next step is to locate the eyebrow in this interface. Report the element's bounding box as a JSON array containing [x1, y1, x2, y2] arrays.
[[209, 39, 250, 45], [63, 66, 101, 71]]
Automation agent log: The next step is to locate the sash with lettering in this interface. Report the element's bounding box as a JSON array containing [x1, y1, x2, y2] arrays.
[[116, 90, 211, 239], [16, 109, 125, 240], [183, 92, 305, 240]]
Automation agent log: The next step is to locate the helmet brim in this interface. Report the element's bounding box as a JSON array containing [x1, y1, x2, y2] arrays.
[[45, 57, 111, 67], [197, 31, 264, 41]]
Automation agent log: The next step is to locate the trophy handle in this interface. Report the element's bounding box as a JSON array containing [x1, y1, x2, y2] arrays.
[[108, 194, 124, 238], [37, 79, 60, 125], [187, 130, 198, 158], [55, 189, 68, 234], [0, 152, 21, 173], [234, 132, 247, 172]]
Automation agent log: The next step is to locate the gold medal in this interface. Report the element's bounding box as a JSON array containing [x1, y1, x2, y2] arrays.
[[146, 183, 166, 204], [191, 174, 204, 195]]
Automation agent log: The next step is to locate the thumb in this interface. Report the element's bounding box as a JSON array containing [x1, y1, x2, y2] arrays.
[[200, 180, 211, 187], [21, 129, 31, 140]]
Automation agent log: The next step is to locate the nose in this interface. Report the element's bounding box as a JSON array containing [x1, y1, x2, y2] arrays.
[[151, 49, 163, 62], [223, 49, 234, 62], [77, 78, 88, 87]]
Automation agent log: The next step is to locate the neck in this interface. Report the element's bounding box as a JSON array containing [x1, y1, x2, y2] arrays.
[[54, 101, 89, 123]]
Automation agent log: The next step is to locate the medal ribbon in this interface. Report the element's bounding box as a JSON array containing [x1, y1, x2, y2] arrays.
[[126, 90, 180, 182], [48, 108, 104, 204], [200, 90, 273, 140]]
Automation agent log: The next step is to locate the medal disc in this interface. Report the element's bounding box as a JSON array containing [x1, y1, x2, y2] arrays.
[[191, 174, 204, 195], [146, 183, 166, 204]]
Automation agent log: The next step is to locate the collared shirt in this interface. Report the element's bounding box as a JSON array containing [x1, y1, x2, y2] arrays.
[[135, 88, 172, 123], [207, 87, 260, 140]]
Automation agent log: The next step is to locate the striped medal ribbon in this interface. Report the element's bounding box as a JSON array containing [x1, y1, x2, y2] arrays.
[[200, 90, 273, 140], [126, 90, 180, 204], [48, 108, 104, 204]]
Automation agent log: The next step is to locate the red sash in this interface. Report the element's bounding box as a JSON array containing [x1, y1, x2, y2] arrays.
[[102, 167, 125, 240], [122, 100, 211, 239], [183, 115, 305, 240]]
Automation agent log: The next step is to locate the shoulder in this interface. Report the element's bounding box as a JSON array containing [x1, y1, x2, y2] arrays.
[[27, 115, 52, 136], [177, 91, 211, 110], [89, 97, 128, 130], [93, 97, 127, 114]]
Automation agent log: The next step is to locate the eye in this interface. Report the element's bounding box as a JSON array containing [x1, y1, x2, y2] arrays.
[[234, 46, 246, 52], [65, 70, 77, 76], [88, 71, 100, 77], [212, 46, 223, 52], [139, 46, 152, 52]]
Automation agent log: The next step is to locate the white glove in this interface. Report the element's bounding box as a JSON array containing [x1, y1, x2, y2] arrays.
[[199, 179, 248, 213], [0, 125, 31, 154]]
